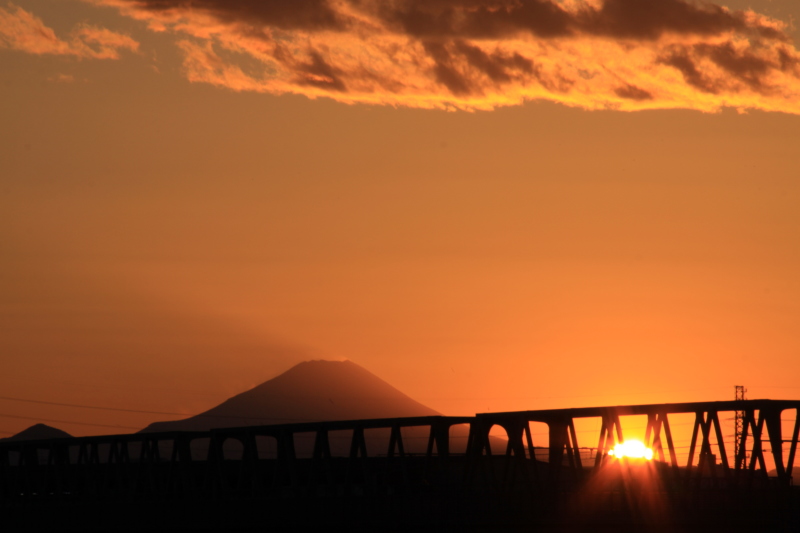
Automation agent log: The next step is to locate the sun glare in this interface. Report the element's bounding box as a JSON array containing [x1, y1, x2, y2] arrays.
[[608, 440, 653, 460]]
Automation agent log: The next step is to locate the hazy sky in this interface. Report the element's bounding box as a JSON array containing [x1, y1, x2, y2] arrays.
[[2, 0, 800, 438]]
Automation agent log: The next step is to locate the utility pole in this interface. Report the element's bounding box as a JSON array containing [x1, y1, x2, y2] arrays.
[[734, 385, 747, 468]]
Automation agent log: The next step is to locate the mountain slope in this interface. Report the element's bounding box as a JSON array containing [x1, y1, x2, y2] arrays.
[[141, 360, 440, 433], [2, 423, 72, 442]]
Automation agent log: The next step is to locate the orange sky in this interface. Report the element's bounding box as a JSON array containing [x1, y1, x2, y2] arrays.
[[1, 0, 800, 441]]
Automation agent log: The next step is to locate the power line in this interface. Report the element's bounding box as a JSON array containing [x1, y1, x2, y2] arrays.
[[0, 412, 141, 431], [0, 395, 197, 417], [0, 395, 318, 422], [10, 375, 244, 400]]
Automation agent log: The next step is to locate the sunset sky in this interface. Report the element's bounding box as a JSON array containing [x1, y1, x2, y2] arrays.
[[2, 0, 800, 439]]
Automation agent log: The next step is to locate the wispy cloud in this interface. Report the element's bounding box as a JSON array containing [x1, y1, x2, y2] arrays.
[[47, 73, 77, 83], [90, 0, 800, 112], [0, 2, 138, 59]]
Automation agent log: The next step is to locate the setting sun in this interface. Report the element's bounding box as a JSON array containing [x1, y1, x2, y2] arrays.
[[608, 440, 654, 461]]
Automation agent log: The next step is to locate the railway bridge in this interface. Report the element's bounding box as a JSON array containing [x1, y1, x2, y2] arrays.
[[2, 399, 799, 531]]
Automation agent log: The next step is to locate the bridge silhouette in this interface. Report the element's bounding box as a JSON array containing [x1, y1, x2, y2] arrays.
[[2, 399, 799, 531]]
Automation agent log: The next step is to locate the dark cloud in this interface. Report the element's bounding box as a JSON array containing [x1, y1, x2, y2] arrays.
[[578, 0, 783, 41], [696, 42, 773, 91], [129, 0, 345, 31], [658, 48, 720, 94], [375, 0, 784, 42], [273, 45, 347, 92], [296, 51, 348, 92], [614, 84, 653, 101], [659, 41, 790, 95], [382, 0, 573, 39], [453, 41, 534, 84], [421, 40, 539, 96], [420, 38, 574, 97], [116, 0, 787, 42], [423, 41, 474, 96], [778, 48, 800, 74]]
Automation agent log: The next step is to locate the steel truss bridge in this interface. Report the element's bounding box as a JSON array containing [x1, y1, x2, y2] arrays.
[[2, 399, 800, 531]]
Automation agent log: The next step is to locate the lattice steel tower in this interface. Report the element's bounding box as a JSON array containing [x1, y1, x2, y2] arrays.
[[734, 385, 747, 468]]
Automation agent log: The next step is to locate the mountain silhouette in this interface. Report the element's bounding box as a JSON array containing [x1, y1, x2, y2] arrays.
[[140, 360, 477, 457], [141, 360, 440, 433], [2, 423, 72, 442]]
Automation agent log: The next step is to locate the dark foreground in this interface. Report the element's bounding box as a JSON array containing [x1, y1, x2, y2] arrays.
[[4, 458, 799, 532], [6, 489, 800, 532]]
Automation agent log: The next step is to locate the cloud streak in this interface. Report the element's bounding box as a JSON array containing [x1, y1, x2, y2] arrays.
[[90, 0, 800, 112], [0, 3, 138, 59]]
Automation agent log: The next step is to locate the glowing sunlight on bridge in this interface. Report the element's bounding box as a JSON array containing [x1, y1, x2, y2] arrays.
[[607, 440, 653, 461]]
